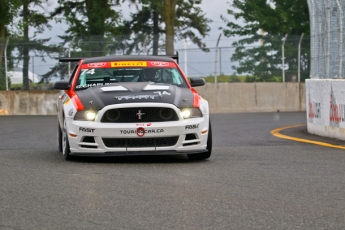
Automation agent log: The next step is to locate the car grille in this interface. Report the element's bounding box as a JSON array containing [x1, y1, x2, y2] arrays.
[[102, 136, 179, 148], [101, 107, 179, 123]]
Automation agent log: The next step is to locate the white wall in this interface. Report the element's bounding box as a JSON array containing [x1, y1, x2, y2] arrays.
[[306, 79, 345, 140]]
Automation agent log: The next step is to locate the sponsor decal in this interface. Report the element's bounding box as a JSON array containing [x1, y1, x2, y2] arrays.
[[136, 110, 145, 120], [150, 62, 170, 67], [64, 98, 71, 105], [185, 124, 199, 130], [76, 83, 110, 89], [136, 123, 152, 127], [153, 91, 171, 98], [114, 95, 157, 100], [329, 85, 345, 127], [79, 127, 95, 133], [68, 108, 74, 116], [88, 63, 106, 67], [308, 93, 321, 120], [111, 61, 147, 67], [136, 127, 145, 137], [60, 93, 70, 104], [120, 128, 164, 135]]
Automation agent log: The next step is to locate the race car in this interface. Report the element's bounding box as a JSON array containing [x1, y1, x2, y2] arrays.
[[54, 54, 212, 160]]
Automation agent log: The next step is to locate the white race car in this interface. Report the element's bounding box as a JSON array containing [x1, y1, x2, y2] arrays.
[[54, 54, 212, 160]]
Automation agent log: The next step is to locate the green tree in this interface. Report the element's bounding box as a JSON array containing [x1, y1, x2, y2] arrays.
[[52, 0, 124, 57], [18, 0, 53, 89], [45, 0, 127, 81], [127, 0, 211, 55], [0, 0, 21, 90], [222, 0, 310, 82]]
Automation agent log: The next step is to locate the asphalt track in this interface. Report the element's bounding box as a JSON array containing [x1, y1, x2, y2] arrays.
[[1, 112, 345, 230]]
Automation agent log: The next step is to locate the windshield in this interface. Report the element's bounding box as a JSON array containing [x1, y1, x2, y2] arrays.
[[75, 63, 188, 90]]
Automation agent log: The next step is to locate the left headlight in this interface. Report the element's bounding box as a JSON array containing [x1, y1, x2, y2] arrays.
[[74, 110, 98, 121], [180, 108, 203, 119]]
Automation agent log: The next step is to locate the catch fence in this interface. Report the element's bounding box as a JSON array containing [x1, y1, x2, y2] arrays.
[[307, 0, 345, 79]]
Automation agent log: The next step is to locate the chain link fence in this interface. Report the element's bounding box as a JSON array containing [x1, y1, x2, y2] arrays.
[[0, 33, 311, 89], [307, 0, 344, 79]]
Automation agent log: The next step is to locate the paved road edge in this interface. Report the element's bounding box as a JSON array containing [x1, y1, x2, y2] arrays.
[[271, 124, 345, 150]]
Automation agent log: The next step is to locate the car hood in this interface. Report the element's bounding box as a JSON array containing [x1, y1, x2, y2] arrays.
[[75, 82, 195, 110]]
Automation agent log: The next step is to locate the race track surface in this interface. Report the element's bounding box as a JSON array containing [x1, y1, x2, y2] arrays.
[[0, 112, 344, 230]]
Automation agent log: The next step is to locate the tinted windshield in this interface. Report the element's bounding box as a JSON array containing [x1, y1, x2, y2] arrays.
[[75, 62, 187, 90]]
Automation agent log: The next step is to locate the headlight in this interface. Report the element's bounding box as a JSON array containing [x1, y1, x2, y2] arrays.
[[74, 110, 98, 121], [85, 111, 97, 121], [180, 108, 203, 119]]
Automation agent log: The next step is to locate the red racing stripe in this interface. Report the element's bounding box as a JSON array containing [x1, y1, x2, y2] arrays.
[[66, 90, 84, 111]]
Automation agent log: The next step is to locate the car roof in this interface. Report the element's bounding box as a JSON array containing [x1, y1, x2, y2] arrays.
[[81, 55, 176, 64]]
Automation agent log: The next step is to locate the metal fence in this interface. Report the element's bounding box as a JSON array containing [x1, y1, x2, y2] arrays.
[[0, 37, 310, 81], [307, 0, 345, 79]]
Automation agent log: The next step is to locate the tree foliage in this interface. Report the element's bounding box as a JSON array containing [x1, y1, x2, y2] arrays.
[[43, 0, 129, 81], [127, 0, 211, 55], [0, 0, 21, 89], [222, 0, 310, 82], [52, 0, 125, 56], [17, 0, 56, 89]]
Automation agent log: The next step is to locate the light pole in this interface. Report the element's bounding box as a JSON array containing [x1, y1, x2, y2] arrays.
[[183, 38, 190, 76], [4, 37, 9, 91], [298, 33, 304, 82], [68, 36, 76, 76], [282, 34, 288, 83], [214, 33, 222, 84]]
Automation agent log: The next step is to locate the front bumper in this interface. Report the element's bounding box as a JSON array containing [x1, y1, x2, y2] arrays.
[[66, 115, 210, 157]]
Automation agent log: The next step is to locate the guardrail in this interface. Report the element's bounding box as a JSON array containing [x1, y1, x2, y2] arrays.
[[0, 83, 306, 115]]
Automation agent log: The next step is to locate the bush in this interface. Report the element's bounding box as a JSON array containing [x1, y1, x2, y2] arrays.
[[0, 71, 10, 90]]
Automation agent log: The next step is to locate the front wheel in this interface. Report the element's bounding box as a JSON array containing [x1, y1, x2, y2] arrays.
[[62, 119, 72, 160], [188, 120, 212, 161], [57, 121, 62, 152]]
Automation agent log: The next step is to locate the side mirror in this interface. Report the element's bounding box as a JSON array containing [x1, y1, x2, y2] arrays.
[[190, 77, 205, 87], [54, 81, 70, 90]]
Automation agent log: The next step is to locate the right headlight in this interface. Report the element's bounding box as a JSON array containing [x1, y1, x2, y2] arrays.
[[74, 110, 98, 121], [180, 108, 203, 119]]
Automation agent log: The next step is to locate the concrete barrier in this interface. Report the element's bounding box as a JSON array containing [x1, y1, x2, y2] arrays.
[[0, 90, 57, 115], [306, 79, 345, 140], [0, 83, 306, 115], [197, 82, 305, 113]]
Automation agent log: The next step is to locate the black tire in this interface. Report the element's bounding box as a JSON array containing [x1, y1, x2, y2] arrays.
[[188, 120, 212, 161], [62, 119, 72, 161], [57, 121, 62, 152]]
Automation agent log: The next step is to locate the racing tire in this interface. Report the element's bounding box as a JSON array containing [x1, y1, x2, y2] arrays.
[[62, 119, 72, 161], [188, 120, 212, 161], [57, 121, 62, 152]]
